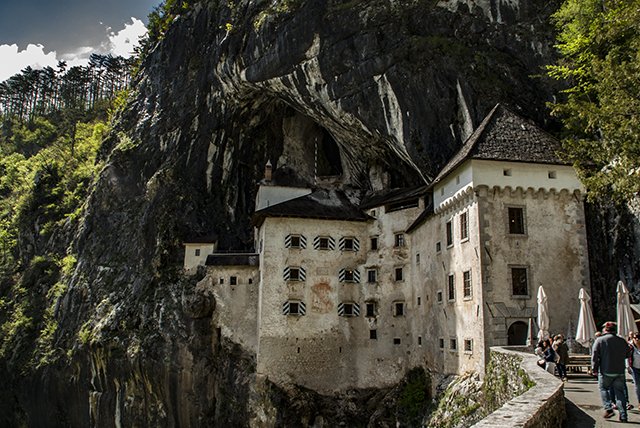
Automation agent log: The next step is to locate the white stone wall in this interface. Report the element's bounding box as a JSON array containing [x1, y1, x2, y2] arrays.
[[410, 192, 486, 375], [183, 243, 216, 271], [256, 203, 425, 392]]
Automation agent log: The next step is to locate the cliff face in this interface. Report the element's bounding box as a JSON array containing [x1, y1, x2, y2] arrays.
[[2, 0, 602, 426]]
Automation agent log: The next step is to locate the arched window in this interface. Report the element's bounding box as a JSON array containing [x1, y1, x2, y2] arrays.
[[507, 321, 528, 345]]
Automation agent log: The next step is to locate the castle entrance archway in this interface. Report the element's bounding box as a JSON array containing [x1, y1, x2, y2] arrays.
[[507, 321, 528, 345]]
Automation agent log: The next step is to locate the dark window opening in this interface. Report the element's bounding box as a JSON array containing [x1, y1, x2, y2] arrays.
[[195, 249, 200, 256], [508, 207, 525, 234], [370, 237, 378, 250], [446, 221, 453, 246], [512, 267, 528, 296], [366, 302, 376, 317], [395, 302, 405, 316], [395, 267, 403, 281], [370, 329, 378, 340], [230, 276, 237, 285], [393, 338, 401, 345], [319, 237, 330, 249]]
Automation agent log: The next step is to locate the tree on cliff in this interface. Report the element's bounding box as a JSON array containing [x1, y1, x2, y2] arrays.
[[548, 0, 640, 201]]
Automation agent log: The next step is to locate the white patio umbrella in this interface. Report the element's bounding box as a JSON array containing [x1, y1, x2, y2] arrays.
[[537, 286, 550, 341], [575, 288, 597, 347], [617, 280, 638, 338]]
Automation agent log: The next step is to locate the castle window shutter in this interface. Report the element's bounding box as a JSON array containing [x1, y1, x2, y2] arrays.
[[337, 302, 345, 316], [282, 301, 290, 315], [353, 303, 360, 316], [353, 238, 360, 251], [285, 234, 292, 248], [329, 237, 335, 250], [299, 235, 307, 249], [299, 267, 306, 281], [353, 269, 360, 283], [299, 301, 306, 315]]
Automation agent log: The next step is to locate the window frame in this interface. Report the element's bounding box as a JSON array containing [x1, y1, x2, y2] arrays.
[[450, 338, 458, 351], [394, 301, 405, 317], [460, 211, 469, 242], [394, 232, 405, 248], [511, 265, 530, 298], [367, 268, 377, 284], [230, 276, 237, 286], [507, 206, 526, 235], [365, 301, 377, 318], [447, 273, 455, 301], [195, 248, 201, 256], [370, 236, 378, 251], [395, 266, 404, 282], [463, 270, 472, 299], [464, 338, 473, 354], [446, 220, 453, 247]]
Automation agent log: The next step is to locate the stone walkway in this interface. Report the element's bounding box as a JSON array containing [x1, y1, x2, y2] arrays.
[[564, 372, 640, 427]]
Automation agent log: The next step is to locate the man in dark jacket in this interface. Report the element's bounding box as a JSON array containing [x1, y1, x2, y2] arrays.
[[592, 321, 632, 422]]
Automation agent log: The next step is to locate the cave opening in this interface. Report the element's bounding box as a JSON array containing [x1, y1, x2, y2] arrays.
[[315, 128, 343, 178]]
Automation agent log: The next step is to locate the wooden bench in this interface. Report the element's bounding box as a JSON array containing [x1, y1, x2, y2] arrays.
[[567, 354, 592, 374]]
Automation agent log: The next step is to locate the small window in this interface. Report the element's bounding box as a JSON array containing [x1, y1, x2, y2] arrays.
[[448, 274, 455, 301], [393, 338, 401, 345], [315, 236, 335, 250], [439, 338, 445, 349], [319, 237, 330, 249], [340, 236, 360, 252], [286, 234, 307, 249], [437, 290, 443, 303], [230, 276, 237, 286], [394, 233, 405, 248], [436, 242, 441, 252], [463, 270, 472, 298], [283, 300, 306, 316], [195, 248, 201, 256], [219, 278, 224, 285], [548, 170, 557, 179], [370, 329, 378, 340], [290, 235, 301, 248], [418, 336, 422, 346], [340, 268, 360, 283], [446, 221, 453, 247], [503, 168, 512, 176], [395, 267, 404, 282], [460, 212, 468, 241], [338, 302, 360, 317], [365, 301, 377, 317], [464, 339, 473, 353], [416, 253, 420, 264], [508, 207, 525, 235], [450, 338, 457, 351], [248, 278, 253, 284], [370, 236, 378, 250], [417, 296, 421, 306], [367, 268, 377, 283], [394, 302, 405, 317], [511, 267, 529, 296]]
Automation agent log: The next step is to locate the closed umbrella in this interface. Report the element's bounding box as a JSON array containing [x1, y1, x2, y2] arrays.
[[537, 286, 550, 341], [575, 288, 597, 347], [617, 280, 638, 338]]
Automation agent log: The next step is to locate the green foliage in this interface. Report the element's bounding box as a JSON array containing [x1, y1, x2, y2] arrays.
[[138, 0, 200, 59], [397, 368, 430, 425], [547, 0, 640, 201], [253, 0, 303, 29]]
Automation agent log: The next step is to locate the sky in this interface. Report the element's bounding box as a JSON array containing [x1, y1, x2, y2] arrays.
[[0, 0, 161, 81]]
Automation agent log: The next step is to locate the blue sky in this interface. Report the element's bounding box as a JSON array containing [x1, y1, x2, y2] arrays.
[[0, 0, 160, 81]]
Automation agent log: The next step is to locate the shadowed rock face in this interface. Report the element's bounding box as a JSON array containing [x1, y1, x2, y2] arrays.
[[2, 0, 573, 426]]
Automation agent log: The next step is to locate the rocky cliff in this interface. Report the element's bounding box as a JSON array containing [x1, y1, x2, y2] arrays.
[[5, 0, 635, 426]]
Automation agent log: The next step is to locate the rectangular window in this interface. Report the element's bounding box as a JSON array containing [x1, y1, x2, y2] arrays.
[[219, 278, 224, 285], [195, 248, 201, 256], [548, 170, 557, 179], [319, 237, 330, 249], [460, 212, 468, 241], [370, 329, 377, 340], [464, 339, 473, 353], [394, 233, 405, 247], [343, 238, 354, 251], [282, 300, 306, 316], [450, 338, 457, 351], [511, 267, 529, 296], [395, 267, 404, 282], [439, 338, 445, 349], [289, 302, 300, 314], [290, 235, 301, 248], [448, 274, 455, 301], [436, 242, 441, 252], [289, 268, 301, 281], [338, 302, 360, 317], [370, 236, 378, 250], [508, 207, 525, 234], [343, 303, 354, 316], [437, 290, 443, 303], [366, 301, 377, 317], [367, 268, 377, 283], [344, 269, 355, 282], [394, 302, 405, 317], [417, 297, 421, 306], [230, 276, 237, 286], [394, 338, 402, 345], [418, 336, 422, 346], [416, 253, 420, 264], [446, 221, 453, 247], [463, 270, 472, 298]]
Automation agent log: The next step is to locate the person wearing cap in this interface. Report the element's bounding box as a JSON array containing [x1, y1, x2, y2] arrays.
[[592, 321, 633, 422]]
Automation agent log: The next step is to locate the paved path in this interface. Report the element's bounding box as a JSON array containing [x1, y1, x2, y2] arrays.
[[564, 372, 640, 427]]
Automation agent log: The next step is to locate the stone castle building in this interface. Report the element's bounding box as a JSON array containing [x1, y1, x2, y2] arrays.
[[183, 105, 588, 393]]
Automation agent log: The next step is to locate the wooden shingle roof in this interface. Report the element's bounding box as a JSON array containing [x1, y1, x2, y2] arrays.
[[252, 189, 371, 226], [431, 104, 567, 186]]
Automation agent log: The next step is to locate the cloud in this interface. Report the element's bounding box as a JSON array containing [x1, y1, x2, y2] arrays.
[[0, 44, 58, 82], [0, 17, 147, 82], [107, 17, 147, 58]]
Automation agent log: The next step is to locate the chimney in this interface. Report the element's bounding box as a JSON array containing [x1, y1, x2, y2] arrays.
[[264, 160, 273, 182]]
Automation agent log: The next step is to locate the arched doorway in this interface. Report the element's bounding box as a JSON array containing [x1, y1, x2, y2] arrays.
[[508, 321, 528, 345]]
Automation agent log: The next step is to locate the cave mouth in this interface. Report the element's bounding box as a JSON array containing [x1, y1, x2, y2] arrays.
[[316, 128, 343, 178]]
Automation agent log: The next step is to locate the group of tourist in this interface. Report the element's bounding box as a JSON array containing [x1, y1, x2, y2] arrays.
[[534, 334, 570, 381], [591, 321, 640, 423]]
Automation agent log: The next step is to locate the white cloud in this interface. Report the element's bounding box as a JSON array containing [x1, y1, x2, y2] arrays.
[[106, 17, 147, 58], [0, 18, 147, 82], [0, 44, 58, 82]]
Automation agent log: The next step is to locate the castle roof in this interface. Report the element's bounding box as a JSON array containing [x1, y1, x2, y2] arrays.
[[431, 104, 567, 186], [360, 185, 428, 210], [205, 253, 259, 266], [252, 189, 371, 226]]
